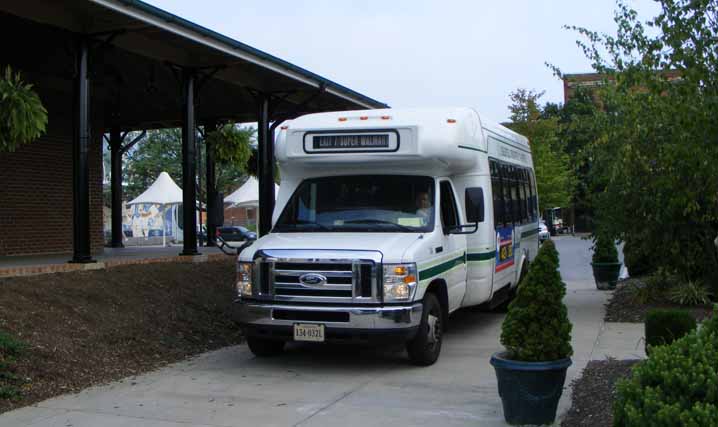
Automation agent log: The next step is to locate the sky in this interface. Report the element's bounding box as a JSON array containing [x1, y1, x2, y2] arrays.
[[146, 0, 661, 122]]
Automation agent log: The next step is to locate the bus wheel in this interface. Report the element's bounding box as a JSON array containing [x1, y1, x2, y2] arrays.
[[247, 337, 285, 357], [407, 293, 443, 366]]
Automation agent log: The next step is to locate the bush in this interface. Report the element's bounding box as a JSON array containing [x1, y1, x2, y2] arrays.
[[614, 308, 718, 427], [668, 281, 713, 306], [0, 330, 25, 400], [645, 308, 696, 353], [500, 240, 573, 362], [592, 234, 619, 264], [623, 238, 655, 277], [626, 281, 662, 305]]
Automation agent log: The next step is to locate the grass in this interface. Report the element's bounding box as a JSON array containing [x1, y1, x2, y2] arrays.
[[0, 331, 25, 401]]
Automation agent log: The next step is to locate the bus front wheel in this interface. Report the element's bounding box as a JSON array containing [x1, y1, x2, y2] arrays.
[[407, 293, 444, 366]]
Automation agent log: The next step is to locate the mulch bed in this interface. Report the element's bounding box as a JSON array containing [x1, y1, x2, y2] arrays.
[[561, 359, 640, 427], [0, 258, 241, 414], [604, 278, 714, 323]]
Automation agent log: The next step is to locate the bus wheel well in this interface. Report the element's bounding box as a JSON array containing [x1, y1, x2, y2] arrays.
[[426, 279, 449, 329]]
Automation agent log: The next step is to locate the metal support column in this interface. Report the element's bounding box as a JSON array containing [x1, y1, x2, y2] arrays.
[[256, 95, 274, 237], [205, 121, 218, 246], [180, 70, 199, 255], [109, 128, 124, 248], [71, 39, 95, 263]]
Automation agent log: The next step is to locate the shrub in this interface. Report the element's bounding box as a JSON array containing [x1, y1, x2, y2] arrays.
[[645, 308, 697, 353], [668, 281, 713, 306], [500, 240, 573, 362], [622, 238, 655, 277], [592, 234, 619, 264], [0, 66, 47, 152], [626, 280, 663, 305], [0, 330, 25, 400], [614, 308, 718, 427]]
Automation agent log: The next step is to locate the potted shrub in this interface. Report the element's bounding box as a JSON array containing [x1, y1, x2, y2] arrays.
[[591, 234, 621, 290], [490, 240, 573, 425]]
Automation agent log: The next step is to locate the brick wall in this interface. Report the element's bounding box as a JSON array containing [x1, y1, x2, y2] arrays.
[[223, 206, 256, 227], [0, 126, 104, 257]]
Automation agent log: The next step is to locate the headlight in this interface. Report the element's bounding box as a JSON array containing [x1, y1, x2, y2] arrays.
[[383, 263, 418, 302], [236, 262, 253, 297]]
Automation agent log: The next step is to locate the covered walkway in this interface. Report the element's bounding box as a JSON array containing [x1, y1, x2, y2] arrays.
[[0, 0, 387, 262], [0, 246, 236, 278]]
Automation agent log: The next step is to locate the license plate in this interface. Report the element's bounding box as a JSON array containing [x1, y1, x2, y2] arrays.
[[293, 323, 325, 342]]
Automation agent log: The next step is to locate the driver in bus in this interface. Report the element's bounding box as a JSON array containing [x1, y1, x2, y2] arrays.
[[415, 191, 432, 225]]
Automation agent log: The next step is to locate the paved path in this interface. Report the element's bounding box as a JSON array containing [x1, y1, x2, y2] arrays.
[[0, 236, 645, 427]]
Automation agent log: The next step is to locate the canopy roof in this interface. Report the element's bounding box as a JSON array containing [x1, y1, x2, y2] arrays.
[[225, 177, 280, 208], [0, 0, 388, 130], [127, 172, 183, 205]]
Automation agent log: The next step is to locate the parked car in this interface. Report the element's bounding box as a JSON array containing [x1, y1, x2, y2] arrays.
[[539, 221, 550, 243], [217, 226, 256, 242]]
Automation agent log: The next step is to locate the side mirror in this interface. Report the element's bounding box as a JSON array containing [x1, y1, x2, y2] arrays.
[[465, 187, 485, 223]]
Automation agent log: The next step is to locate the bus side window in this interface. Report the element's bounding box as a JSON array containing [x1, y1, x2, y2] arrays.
[[500, 164, 512, 225], [510, 166, 520, 224], [439, 181, 459, 234], [490, 160, 504, 228], [528, 170, 537, 220], [518, 169, 527, 224]]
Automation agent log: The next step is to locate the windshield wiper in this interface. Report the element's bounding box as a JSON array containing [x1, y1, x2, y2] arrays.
[[344, 219, 414, 232], [277, 220, 332, 231]]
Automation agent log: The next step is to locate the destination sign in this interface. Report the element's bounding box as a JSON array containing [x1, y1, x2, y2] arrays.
[[313, 134, 389, 150]]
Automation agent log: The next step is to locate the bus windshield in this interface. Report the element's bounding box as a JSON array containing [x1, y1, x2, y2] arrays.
[[273, 175, 435, 233]]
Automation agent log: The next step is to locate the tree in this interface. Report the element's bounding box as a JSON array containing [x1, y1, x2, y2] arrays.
[[122, 125, 255, 201], [564, 0, 718, 284], [124, 129, 183, 200], [506, 89, 573, 213]]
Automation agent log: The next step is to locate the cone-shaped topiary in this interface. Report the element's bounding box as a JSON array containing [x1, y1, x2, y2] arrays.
[[592, 234, 618, 264], [500, 240, 573, 362]]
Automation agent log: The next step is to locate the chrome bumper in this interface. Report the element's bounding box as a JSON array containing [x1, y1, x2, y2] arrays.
[[234, 300, 423, 330]]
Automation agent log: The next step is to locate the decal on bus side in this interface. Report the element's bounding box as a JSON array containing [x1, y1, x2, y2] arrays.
[[496, 226, 514, 272]]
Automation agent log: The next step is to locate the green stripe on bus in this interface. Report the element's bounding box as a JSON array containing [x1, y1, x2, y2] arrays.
[[521, 228, 539, 238], [467, 251, 494, 261], [419, 254, 466, 280]]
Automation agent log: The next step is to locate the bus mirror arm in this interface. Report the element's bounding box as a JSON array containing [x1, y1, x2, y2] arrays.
[[449, 223, 479, 235]]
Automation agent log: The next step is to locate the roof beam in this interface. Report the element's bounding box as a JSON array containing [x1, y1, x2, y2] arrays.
[[88, 0, 385, 110]]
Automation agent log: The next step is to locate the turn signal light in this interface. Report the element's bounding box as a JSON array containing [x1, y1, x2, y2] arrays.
[[338, 117, 348, 122], [447, 119, 457, 124], [394, 266, 408, 275]]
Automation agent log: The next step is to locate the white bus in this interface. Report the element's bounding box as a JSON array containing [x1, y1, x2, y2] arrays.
[[234, 107, 539, 365]]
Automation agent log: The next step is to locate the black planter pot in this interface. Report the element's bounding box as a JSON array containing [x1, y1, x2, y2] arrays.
[[490, 352, 572, 426], [591, 261, 622, 290]]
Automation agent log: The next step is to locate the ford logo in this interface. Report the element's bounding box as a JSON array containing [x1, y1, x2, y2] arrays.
[[299, 273, 327, 286]]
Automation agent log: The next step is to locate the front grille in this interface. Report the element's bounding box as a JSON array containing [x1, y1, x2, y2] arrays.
[[260, 258, 378, 302]]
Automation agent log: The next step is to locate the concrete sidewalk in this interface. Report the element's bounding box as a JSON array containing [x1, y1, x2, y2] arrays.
[[0, 236, 645, 427]]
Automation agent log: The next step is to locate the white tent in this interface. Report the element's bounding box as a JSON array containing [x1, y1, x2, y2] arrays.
[[225, 176, 280, 208], [128, 171, 183, 206], [127, 171, 183, 246]]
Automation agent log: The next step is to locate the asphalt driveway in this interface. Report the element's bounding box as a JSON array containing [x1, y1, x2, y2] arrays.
[[1, 236, 642, 427]]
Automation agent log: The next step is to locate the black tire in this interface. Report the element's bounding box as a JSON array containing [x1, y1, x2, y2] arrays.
[[246, 337, 285, 357], [407, 293, 444, 366]]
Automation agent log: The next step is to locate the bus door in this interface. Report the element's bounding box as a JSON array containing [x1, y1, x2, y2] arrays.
[[438, 180, 468, 310], [492, 163, 517, 292]]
